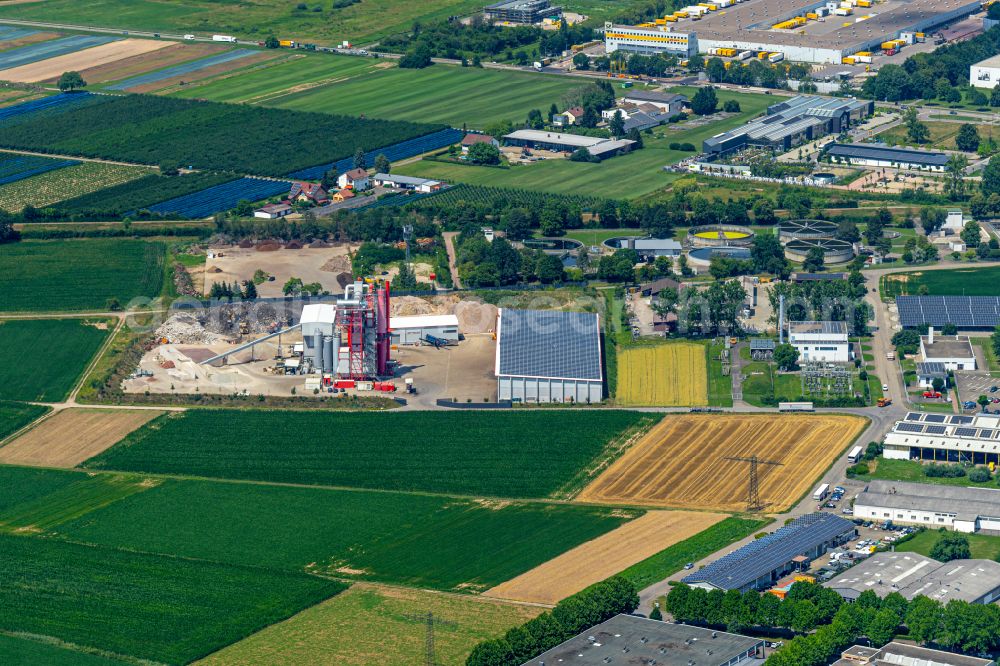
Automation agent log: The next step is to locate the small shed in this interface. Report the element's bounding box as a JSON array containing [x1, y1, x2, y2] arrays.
[[916, 361, 948, 389], [390, 314, 459, 345], [750, 338, 776, 360]]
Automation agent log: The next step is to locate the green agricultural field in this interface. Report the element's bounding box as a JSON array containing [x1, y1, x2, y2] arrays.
[[0, 533, 345, 665], [264, 63, 588, 127], [84, 409, 654, 497], [618, 516, 769, 590], [396, 89, 773, 198], [0, 402, 48, 442], [877, 120, 1000, 153], [199, 583, 541, 666], [896, 528, 1000, 561], [882, 265, 1000, 298], [54, 172, 237, 219], [0, 0, 486, 48], [0, 239, 165, 312], [0, 162, 150, 213], [0, 320, 109, 401], [0, 634, 126, 666], [49, 476, 636, 591]]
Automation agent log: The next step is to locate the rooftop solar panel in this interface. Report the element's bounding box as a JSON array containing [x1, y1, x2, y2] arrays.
[[924, 425, 947, 435], [981, 429, 997, 439], [897, 296, 1000, 328], [955, 427, 979, 438], [949, 415, 974, 424], [906, 412, 923, 422], [896, 423, 924, 433], [925, 414, 946, 423], [497, 309, 602, 381]]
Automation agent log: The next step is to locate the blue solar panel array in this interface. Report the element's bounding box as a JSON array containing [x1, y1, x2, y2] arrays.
[[289, 128, 463, 180], [0, 35, 118, 70], [0, 92, 105, 122], [0, 154, 77, 186], [497, 309, 602, 381], [106, 49, 257, 91], [682, 513, 855, 591], [897, 296, 1000, 328], [146, 177, 290, 218]]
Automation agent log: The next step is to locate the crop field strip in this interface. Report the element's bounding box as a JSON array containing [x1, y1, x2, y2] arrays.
[[0, 161, 152, 213], [0, 93, 445, 177], [0, 320, 110, 402], [54, 171, 237, 219], [0, 153, 77, 186], [147, 176, 291, 218], [199, 583, 542, 666], [616, 343, 708, 406], [0, 532, 345, 665], [483, 510, 726, 605], [0, 91, 106, 122], [106, 47, 257, 91], [0, 408, 163, 468], [73, 42, 225, 86], [0, 633, 126, 666], [577, 414, 867, 513], [0, 464, 637, 592], [0, 38, 174, 83], [0, 401, 49, 442], [0, 239, 165, 312], [0, 34, 119, 70], [84, 409, 655, 498], [0, 26, 39, 41]]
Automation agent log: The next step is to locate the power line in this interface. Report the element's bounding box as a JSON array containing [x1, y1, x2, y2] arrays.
[[724, 455, 783, 512]]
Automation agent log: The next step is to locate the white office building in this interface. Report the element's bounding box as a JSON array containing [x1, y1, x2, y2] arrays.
[[854, 479, 1000, 534], [971, 53, 1000, 88], [787, 320, 850, 363], [921, 328, 976, 371], [883, 411, 1000, 464]]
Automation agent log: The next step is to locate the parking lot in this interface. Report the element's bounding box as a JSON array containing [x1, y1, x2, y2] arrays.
[[956, 371, 1000, 410]]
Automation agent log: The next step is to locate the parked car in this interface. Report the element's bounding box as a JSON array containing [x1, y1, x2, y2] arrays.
[[990, 386, 997, 393], [882, 384, 889, 391], [843, 508, 854, 515], [834, 486, 846, 493], [684, 562, 694, 570]]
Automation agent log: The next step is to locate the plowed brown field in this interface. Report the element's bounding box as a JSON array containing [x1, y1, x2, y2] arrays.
[[62, 42, 225, 84], [577, 414, 866, 512], [483, 510, 725, 604], [0, 408, 163, 467], [0, 38, 173, 83]]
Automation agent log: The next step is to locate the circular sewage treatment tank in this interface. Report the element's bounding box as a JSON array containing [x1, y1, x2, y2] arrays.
[[687, 224, 755, 248], [778, 219, 838, 242], [784, 237, 855, 264], [687, 246, 752, 266]]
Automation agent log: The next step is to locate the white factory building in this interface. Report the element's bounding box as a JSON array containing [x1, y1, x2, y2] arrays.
[[921, 329, 976, 371], [883, 411, 1000, 464], [787, 320, 850, 363], [389, 314, 459, 345], [495, 308, 603, 404], [603, 23, 696, 57], [854, 479, 1000, 535], [971, 54, 1000, 89]]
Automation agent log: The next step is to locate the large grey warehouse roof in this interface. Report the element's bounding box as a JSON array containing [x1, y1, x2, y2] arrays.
[[496, 308, 602, 381], [856, 479, 1000, 523], [898, 296, 1000, 329], [682, 513, 855, 591], [522, 615, 764, 666], [825, 143, 950, 167], [684, 0, 979, 50], [825, 551, 1000, 604]]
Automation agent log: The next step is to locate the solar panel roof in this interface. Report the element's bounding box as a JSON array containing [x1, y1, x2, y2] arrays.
[[496, 309, 602, 381], [924, 425, 947, 435], [955, 427, 979, 438], [897, 423, 924, 433], [897, 296, 1000, 328], [925, 414, 947, 423], [949, 415, 975, 425], [905, 412, 923, 422], [682, 513, 854, 591]]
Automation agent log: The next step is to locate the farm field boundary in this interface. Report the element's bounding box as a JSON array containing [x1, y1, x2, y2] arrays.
[[0, 34, 118, 70], [483, 510, 725, 605], [0, 161, 151, 213], [0, 38, 172, 83], [0, 408, 162, 468], [82, 409, 653, 498], [616, 343, 708, 407], [197, 582, 542, 666], [0, 401, 50, 443], [0, 319, 110, 402], [106, 47, 256, 91], [576, 414, 867, 512]]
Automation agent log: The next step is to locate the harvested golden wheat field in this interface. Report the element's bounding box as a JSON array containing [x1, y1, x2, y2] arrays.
[[616, 344, 707, 406], [0, 39, 173, 83], [483, 510, 725, 605], [0, 408, 163, 468], [577, 414, 866, 512]]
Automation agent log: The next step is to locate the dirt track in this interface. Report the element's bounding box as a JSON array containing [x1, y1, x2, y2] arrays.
[[483, 510, 725, 605], [577, 414, 866, 513], [0, 38, 173, 83], [0, 408, 162, 467]]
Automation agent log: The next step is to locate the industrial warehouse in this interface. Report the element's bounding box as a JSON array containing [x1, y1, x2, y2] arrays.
[[703, 96, 873, 155], [882, 412, 1000, 463], [825, 551, 1000, 604], [522, 616, 765, 666], [604, 0, 980, 63], [495, 308, 603, 403], [682, 513, 856, 592], [823, 143, 951, 171], [854, 479, 1000, 533]]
